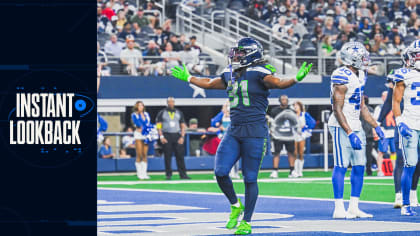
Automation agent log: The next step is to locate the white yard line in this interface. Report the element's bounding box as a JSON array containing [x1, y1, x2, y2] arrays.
[[97, 187, 393, 205]]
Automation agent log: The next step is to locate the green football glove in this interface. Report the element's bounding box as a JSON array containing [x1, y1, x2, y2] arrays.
[[171, 63, 191, 82], [295, 61, 313, 82]]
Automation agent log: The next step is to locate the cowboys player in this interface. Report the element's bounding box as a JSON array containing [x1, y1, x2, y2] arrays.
[[171, 37, 312, 235], [328, 42, 385, 219], [391, 40, 420, 216]]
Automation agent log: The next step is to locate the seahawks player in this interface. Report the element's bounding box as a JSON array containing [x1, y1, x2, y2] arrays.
[[171, 37, 312, 235], [392, 40, 420, 216], [328, 42, 385, 219]]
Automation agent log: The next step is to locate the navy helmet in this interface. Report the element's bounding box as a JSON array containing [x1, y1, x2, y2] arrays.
[[228, 37, 264, 69]]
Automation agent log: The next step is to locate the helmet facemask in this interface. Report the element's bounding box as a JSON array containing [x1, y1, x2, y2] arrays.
[[228, 47, 247, 70]]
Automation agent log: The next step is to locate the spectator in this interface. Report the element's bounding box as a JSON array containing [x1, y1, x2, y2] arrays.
[[120, 35, 144, 75], [179, 34, 188, 48], [97, 42, 110, 76], [359, 17, 372, 37], [179, 44, 205, 75], [272, 16, 287, 38], [356, 0, 373, 21], [387, 35, 405, 55], [153, 27, 167, 47], [116, 10, 127, 32], [283, 26, 300, 46], [186, 118, 206, 157], [104, 34, 125, 57], [122, 126, 136, 157], [119, 149, 131, 158], [385, 25, 403, 44], [98, 137, 115, 159], [309, 3, 325, 24], [322, 17, 339, 39], [290, 14, 308, 39], [118, 23, 133, 40], [97, 114, 108, 145], [189, 36, 201, 52], [131, 101, 152, 179], [370, 33, 388, 56], [370, 23, 385, 41], [169, 34, 184, 52], [161, 43, 181, 74], [143, 40, 164, 76], [269, 95, 297, 178], [131, 22, 146, 38], [408, 19, 420, 38], [310, 23, 324, 47], [156, 97, 190, 180], [102, 2, 116, 21], [321, 35, 337, 57], [131, 7, 150, 28], [296, 3, 310, 24], [182, 0, 204, 12], [293, 101, 316, 177]]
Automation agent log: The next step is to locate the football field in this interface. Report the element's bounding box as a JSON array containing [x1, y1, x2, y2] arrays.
[[98, 170, 420, 235]]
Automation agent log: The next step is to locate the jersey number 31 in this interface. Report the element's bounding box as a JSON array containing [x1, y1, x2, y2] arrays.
[[229, 80, 250, 108]]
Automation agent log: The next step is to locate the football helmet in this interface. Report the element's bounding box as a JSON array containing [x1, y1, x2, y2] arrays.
[[340, 42, 370, 70], [228, 37, 264, 70], [406, 40, 420, 70]]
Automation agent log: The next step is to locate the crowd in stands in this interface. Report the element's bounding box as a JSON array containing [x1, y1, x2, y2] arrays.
[[240, 0, 420, 57], [97, 0, 208, 76]]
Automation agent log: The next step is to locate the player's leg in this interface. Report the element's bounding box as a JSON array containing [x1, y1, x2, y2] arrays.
[[236, 137, 267, 235], [270, 139, 280, 178], [214, 132, 243, 229], [298, 139, 305, 176], [347, 130, 372, 218], [162, 136, 173, 180], [410, 160, 420, 207], [400, 131, 419, 216], [394, 143, 404, 208], [389, 137, 397, 168], [329, 127, 349, 218]]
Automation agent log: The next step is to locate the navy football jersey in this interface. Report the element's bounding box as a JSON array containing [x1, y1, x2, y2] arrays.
[[220, 63, 274, 137]]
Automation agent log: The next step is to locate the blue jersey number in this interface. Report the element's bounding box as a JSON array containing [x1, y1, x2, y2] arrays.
[[349, 87, 362, 110], [411, 82, 420, 105]]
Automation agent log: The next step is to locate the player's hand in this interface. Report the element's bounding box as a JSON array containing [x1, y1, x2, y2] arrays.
[[295, 62, 313, 82], [171, 63, 191, 82], [348, 132, 362, 150], [178, 136, 184, 145], [374, 126, 385, 140], [398, 122, 412, 138]]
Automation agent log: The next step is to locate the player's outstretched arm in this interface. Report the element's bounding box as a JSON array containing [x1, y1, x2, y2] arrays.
[[171, 64, 226, 90], [332, 84, 352, 134], [262, 62, 312, 89]]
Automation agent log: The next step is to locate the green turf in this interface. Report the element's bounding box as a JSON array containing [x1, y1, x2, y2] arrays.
[[98, 170, 416, 203]]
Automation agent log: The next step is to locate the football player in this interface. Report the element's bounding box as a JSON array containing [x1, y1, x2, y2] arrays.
[[171, 37, 312, 235], [328, 42, 385, 219], [392, 40, 420, 216]]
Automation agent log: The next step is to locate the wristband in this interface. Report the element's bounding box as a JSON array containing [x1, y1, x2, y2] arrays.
[[160, 135, 165, 139], [187, 75, 192, 83]]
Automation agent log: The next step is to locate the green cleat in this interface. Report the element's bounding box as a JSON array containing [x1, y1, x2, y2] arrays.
[[234, 220, 252, 235], [225, 199, 244, 229]]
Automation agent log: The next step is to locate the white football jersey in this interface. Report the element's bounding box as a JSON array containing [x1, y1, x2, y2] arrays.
[[392, 67, 420, 131], [328, 66, 366, 131]]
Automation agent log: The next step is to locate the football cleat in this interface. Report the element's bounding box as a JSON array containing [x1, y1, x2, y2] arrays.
[[269, 171, 278, 178], [234, 220, 251, 235], [226, 199, 244, 229], [333, 207, 347, 219], [394, 192, 403, 208], [410, 190, 419, 207], [401, 205, 417, 216], [288, 170, 299, 178], [377, 171, 385, 177]]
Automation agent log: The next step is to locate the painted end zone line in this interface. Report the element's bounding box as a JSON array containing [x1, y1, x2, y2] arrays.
[[97, 187, 393, 205]]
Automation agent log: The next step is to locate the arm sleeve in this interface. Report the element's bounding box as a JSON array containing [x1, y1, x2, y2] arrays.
[[377, 87, 393, 124]]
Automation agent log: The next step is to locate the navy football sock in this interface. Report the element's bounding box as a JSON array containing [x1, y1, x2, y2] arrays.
[[216, 175, 238, 205], [402, 166, 416, 205], [394, 154, 403, 193], [332, 166, 347, 199], [350, 165, 365, 197], [243, 181, 258, 222], [411, 162, 420, 190]]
